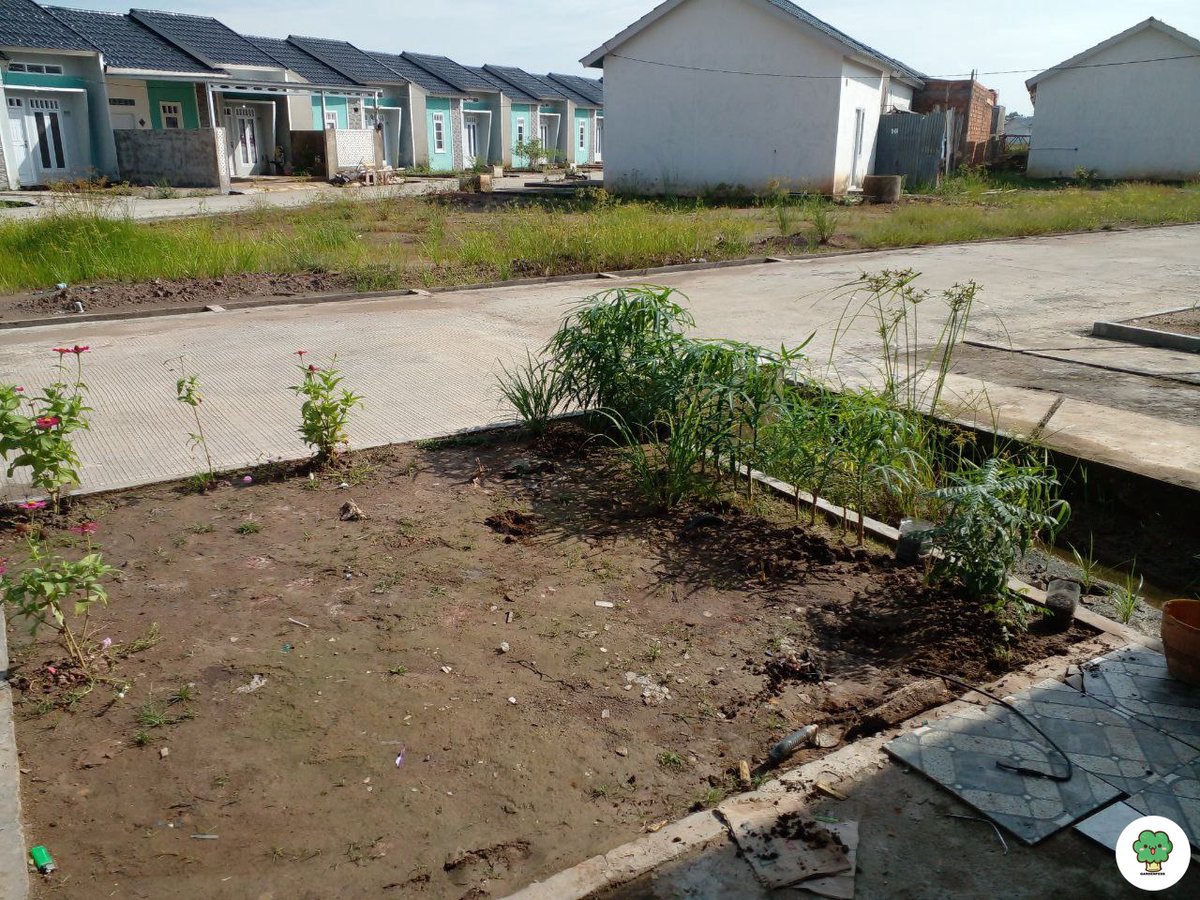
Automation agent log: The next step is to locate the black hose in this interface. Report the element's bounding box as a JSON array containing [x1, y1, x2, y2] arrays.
[[910, 665, 1074, 783]]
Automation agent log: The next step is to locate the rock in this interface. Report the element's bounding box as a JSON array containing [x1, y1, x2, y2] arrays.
[[234, 674, 267, 694], [615, 747, 629, 757], [339, 501, 366, 521], [498, 642, 511, 654], [159, 747, 170, 759]]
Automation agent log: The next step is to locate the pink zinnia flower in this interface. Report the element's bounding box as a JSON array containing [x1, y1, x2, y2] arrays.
[[52, 347, 70, 355], [307, 364, 320, 373], [18, 500, 47, 510], [35, 416, 60, 429], [14, 387, 24, 393], [294, 350, 307, 357], [70, 522, 98, 535], [69, 345, 90, 354]]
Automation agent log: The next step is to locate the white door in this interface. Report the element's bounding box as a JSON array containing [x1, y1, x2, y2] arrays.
[[25, 98, 69, 181], [6, 99, 36, 185], [850, 107, 866, 189], [111, 111, 136, 130], [594, 118, 603, 163], [367, 108, 401, 167], [464, 120, 478, 168], [539, 122, 549, 151], [225, 106, 261, 177]]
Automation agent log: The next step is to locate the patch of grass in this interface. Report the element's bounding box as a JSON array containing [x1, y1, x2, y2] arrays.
[[116, 622, 160, 658], [387, 665, 407, 676], [656, 750, 688, 771], [188, 522, 214, 535], [1110, 569, 1144, 625], [133, 730, 152, 747], [235, 520, 261, 535], [168, 684, 196, 704], [135, 699, 171, 729]]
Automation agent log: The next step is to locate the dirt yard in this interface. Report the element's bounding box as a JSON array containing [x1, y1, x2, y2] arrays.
[[1133, 307, 1200, 337], [6, 426, 1094, 899]]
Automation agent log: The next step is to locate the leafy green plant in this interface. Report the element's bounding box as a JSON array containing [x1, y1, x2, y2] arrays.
[[1068, 535, 1100, 592], [0, 346, 93, 508], [807, 200, 840, 246], [1110, 567, 1143, 625], [289, 351, 363, 463], [496, 350, 567, 437], [170, 356, 215, 489], [1, 540, 116, 673], [235, 520, 261, 535], [927, 456, 1070, 604], [762, 389, 841, 522], [607, 398, 712, 512]]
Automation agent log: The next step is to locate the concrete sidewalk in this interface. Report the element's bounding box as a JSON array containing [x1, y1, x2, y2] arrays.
[[0, 225, 1199, 499]]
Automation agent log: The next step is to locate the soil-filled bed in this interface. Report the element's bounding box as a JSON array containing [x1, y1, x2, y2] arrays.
[[7, 428, 1095, 899]]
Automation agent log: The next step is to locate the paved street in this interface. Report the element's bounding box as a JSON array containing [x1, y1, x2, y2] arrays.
[[1, 225, 1199, 498]]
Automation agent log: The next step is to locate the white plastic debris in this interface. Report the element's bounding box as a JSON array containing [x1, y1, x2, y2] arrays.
[[235, 674, 267, 694]]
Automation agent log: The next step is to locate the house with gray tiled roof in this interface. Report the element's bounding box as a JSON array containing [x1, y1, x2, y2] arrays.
[[483, 65, 581, 167], [545, 73, 604, 166], [582, 0, 927, 195], [0, 0, 115, 187]]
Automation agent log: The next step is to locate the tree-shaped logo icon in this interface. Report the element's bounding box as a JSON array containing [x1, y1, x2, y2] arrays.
[[1133, 830, 1173, 873]]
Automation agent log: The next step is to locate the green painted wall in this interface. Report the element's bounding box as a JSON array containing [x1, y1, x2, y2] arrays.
[[310, 95, 348, 130], [425, 96, 453, 172], [0, 71, 87, 90], [510, 104, 532, 167], [146, 81, 200, 129], [464, 99, 490, 112], [574, 109, 590, 165]]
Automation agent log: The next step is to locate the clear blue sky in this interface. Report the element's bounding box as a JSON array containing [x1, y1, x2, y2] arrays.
[[76, 1, 1200, 113]]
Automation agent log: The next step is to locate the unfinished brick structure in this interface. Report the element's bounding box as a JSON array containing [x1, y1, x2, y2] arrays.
[[913, 79, 999, 169]]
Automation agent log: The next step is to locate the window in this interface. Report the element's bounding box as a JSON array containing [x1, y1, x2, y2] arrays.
[[324, 110, 339, 130], [578, 122, 586, 151], [515, 117, 525, 145], [159, 102, 183, 129], [109, 97, 136, 106], [6, 97, 22, 108], [432, 112, 445, 153], [6, 63, 63, 75]]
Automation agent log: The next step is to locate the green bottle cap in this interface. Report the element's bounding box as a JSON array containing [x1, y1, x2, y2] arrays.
[[30, 845, 55, 873]]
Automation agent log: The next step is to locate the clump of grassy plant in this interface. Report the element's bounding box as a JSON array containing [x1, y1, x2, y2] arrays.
[[1110, 568, 1143, 625], [496, 350, 567, 437], [806, 200, 840, 246]]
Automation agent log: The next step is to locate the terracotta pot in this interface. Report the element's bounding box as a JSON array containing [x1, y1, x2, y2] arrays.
[[1161, 600, 1200, 686]]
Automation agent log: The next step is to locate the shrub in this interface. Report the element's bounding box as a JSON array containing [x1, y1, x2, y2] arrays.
[[806, 200, 840, 246], [289, 351, 362, 463], [496, 350, 567, 437]]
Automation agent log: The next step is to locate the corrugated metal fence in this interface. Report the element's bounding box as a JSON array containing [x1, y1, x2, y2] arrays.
[[875, 111, 948, 190]]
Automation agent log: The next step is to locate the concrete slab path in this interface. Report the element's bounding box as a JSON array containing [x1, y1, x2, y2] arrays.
[[1, 225, 1200, 499]]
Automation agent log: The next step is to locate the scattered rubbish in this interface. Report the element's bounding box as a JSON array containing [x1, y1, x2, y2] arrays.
[[813, 731, 840, 750], [624, 672, 671, 706], [159, 747, 170, 759], [601, 709, 611, 720], [615, 746, 629, 757], [395, 748, 406, 769], [508, 696, 518, 705], [895, 518, 935, 564], [235, 674, 267, 694], [947, 814, 1008, 855], [717, 796, 853, 891], [30, 845, 55, 874], [190, 834, 219, 840], [500, 458, 555, 479], [339, 500, 366, 521], [767, 725, 819, 767], [645, 820, 669, 833], [339, 482, 350, 489], [594, 600, 615, 609], [498, 642, 511, 654], [505, 611, 514, 624], [440, 666, 453, 675], [288, 617, 311, 629], [280, 643, 293, 653], [73, 300, 85, 314], [55, 282, 67, 291], [738, 759, 753, 789], [815, 781, 847, 801], [242, 475, 252, 485]]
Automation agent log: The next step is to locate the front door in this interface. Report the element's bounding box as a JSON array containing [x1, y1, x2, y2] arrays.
[[464, 120, 478, 168], [6, 99, 36, 185], [850, 107, 867, 189], [595, 118, 603, 163], [225, 106, 261, 177], [539, 122, 549, 154]]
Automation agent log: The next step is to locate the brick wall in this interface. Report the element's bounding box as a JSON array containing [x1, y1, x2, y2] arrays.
[[913, 79, 999, 168]]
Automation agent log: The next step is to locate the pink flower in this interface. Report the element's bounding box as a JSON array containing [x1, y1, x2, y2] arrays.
[[307, 364, 320, 373], [47, 666, 57, 675], [52, 347, 70, 356], [14, 387, 24, 393], [294, 350, 307, 357], [70, 522, 98, 535], [35, 416, 60, 429], [242, 475, 253, 484], [69, 345, 90, 354], [0, 559, 7, 576], [18, 500, 47, 510]]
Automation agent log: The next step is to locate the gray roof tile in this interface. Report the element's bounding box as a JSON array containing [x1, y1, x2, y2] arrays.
[[367, 50, 459, 95], [402, 52, 495, 94], [247, 35, 357, 86], [545, 72, 603, 106], [45, 6, 216, 73], [465, 65, 537, 103], [129, 8, 279, 69], [483, 65, 567, 102], [289, 36, 405, 85], [0, 0, 93, 52]]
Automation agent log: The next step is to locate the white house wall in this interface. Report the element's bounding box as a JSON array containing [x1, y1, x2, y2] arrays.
[[833, 58, 886, 193], [1028, 26, 1200, 179], [887, 79, 913, 111], [601, 0, 845, 195], [105, 77, 152, 130]]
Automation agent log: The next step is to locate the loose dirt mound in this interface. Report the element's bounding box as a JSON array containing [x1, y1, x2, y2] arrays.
[[484, 509, 540, 539]]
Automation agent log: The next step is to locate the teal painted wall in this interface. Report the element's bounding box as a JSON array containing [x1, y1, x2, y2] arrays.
[[464, 99, 489, 112], [1, 71, 87, 90], [147, 81, 200, 129], [574, 109, 590, 165], [425, 96, 453, 172], [510, 104, 532, 166], [309, 95, 348, 130]]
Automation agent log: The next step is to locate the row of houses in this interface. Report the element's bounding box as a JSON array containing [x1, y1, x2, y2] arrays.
[[0, 0, 604, 190]]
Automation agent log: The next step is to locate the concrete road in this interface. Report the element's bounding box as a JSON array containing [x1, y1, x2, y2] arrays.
[[1, 225, 1199, 498]]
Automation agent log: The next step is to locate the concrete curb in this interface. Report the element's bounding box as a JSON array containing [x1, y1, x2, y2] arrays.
[[504, 633, 1128, 899], [1092, 318, 1200, 354], [0, 606, 29, 900]]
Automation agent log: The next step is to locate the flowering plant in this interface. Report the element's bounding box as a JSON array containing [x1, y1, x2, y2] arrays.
[[289, 352, 362, 462]]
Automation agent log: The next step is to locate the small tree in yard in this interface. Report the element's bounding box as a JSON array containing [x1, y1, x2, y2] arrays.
[[289, 351, 363, 463]]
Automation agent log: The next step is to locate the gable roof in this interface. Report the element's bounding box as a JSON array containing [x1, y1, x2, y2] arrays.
[[45, 6, 216, 74], [483, 64, 568, 102], [465, 64, 538, 102], [580, 0, 924, 87], [367, 50, 460, 95], [403, 51, 495, 94], [0, 0, 93, 52], [288, 35, 405, 85], [129, 8, 279, 69], [546, 72, 603, 106], [1025, 17, 1200, 89], [246, 35, 357, 86]]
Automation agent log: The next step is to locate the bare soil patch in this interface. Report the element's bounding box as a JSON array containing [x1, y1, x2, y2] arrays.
[[6, 428, 1095, 899], [0, 272, 355, 323], [1132, 307, 1200, 337]]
